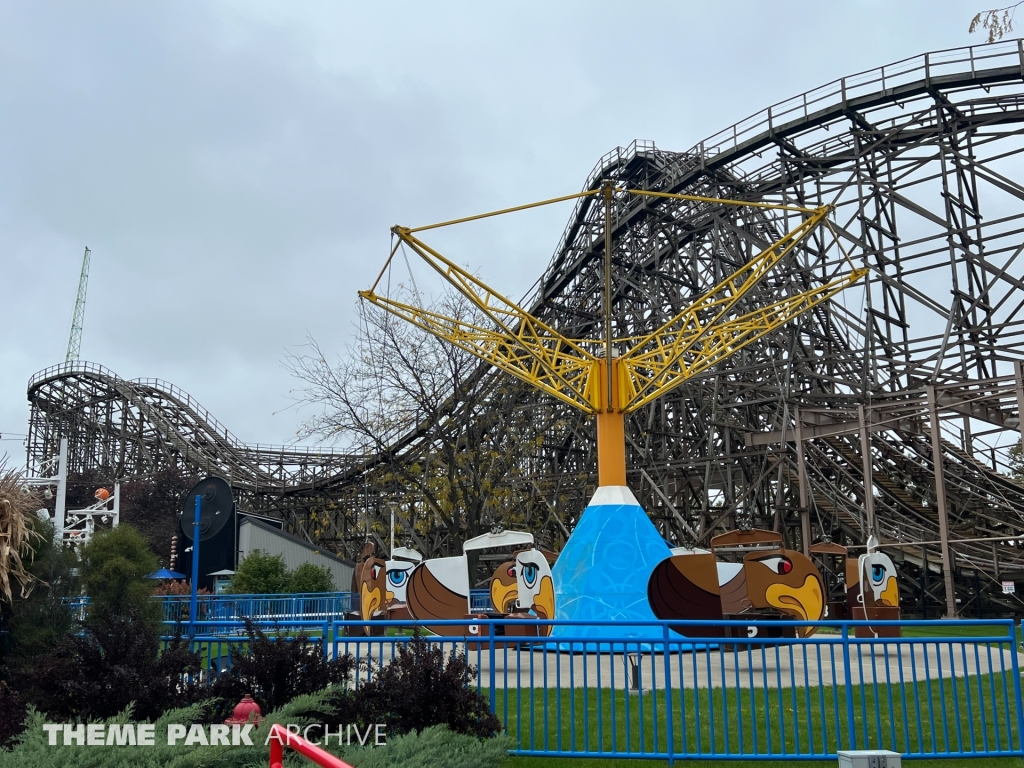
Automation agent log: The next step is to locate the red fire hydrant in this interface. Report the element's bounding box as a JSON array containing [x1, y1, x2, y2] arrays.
[[225, 693, 263, 726]]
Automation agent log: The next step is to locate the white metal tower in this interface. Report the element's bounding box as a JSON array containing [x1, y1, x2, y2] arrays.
[[65, 246, 91, 362]]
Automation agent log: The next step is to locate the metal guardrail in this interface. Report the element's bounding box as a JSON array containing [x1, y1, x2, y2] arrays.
[[469, 589, 494, 613], [181, 618, 1024, 762], [71, 590, 498, 624], [157, 592, 356, 623], [538, 38, 1024, 307], [689, 39, 1024, 166], [28, 361, 352, 458], [68, 592, 358, 624]]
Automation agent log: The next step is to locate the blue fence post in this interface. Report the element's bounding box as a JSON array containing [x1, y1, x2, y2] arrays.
[[489, 620, 497, 714], [663, 622, 675, 766], [842, 623, 855, 750], [146, 612, 1024, 760], [1008, 619, 1024, 756]]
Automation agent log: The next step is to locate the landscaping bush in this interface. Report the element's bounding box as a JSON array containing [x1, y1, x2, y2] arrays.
[[288, 561, 335, 593], [345, 633, 501, 739], [229, 552, 337, 595], [10, 611, 206, 721], [151, 580, 210, 597], [5, 522, 205, 722], [0, 701, 215, 767], [338, 724, 508, 768], [208, 619, 354, 718], [0, 682, 26, 749], [227, 551, 289, 594], [0, 693, 508, 768]]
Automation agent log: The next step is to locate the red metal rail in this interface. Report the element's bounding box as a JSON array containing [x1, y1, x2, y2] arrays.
[[268, 724, 355, 768]]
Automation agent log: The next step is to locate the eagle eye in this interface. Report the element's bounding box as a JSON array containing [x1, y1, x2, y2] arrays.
[[758, 556, 793, 575], [521, 564, 538, 588]]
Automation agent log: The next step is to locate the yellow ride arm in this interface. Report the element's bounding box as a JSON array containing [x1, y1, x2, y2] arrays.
[[619, 206, 830, 372], [357, 288, 597, 413], [619, 267, 868, 411], [360, 227, 599, 413], [360, 196, 861, 421]]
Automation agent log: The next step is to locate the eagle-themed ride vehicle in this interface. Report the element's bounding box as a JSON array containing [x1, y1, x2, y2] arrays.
[[353, 530, 555, 638], [350, 543, 423, 635], [847, 535, 902, 638], [806, 536, 902, 637], [647, 528, 827, 639], [645, 529, 902, 640]]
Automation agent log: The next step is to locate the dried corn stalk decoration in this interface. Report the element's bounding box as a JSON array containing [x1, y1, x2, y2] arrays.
[[0, 458, 41, 602]]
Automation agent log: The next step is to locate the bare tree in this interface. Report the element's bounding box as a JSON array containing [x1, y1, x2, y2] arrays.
[[970, 3, 1023, 41], [286, 288, 541, 557]]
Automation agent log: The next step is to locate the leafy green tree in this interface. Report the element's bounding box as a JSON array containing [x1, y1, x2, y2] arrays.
[[9, 523, 205, 722], [79, 524, 159, 626], [228, 550, 289, 594], [288, 562, 336, 593], [1009, 439, 1024, 481]]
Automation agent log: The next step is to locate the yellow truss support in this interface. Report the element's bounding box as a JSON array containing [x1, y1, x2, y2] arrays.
[[360, 230, 597, 413], [360, 189, 866, 485], [618, 267, 867, 412]]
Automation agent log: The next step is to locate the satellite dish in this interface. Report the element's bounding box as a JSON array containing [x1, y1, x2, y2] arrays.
[[179, 476, 233, 542]]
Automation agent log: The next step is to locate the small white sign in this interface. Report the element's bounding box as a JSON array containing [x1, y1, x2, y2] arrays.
[[1003, 581, 1016, 595]]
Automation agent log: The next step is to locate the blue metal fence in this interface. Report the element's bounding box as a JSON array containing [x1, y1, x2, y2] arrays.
[[180, 619, 332, 671], [176, 617, 1024, 762], [157, 592, 355, 623], [73, 590, 499, 622], [469, 589, 494, 613], [70, 592, 357, 623]]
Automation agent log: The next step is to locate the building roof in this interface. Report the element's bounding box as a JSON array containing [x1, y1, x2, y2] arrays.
[[239, 517, 356, 567]]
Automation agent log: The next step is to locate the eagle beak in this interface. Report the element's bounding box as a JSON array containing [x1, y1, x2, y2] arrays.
[[491, 581, 518, 614], [385, 590, 395, 603], [532, 576, 555, 636], [765, 574, 824, 636], [361, 582, 381, 623], [880, 576, 899, 607]]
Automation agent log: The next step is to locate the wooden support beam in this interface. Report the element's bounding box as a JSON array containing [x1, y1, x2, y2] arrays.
[[927, 385, 958, 619], [1015, 360, 1024, 449], [796, 407, 811, 556], [859, 403, 875, 539]]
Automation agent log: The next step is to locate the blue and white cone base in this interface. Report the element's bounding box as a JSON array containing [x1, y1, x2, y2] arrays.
[[550, 486, 683, 651]]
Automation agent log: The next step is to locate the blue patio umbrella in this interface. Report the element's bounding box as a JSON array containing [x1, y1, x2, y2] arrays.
[[147, 568, 187, 580]]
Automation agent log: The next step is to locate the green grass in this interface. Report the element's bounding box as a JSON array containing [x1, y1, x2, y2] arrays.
[[486, 670, 1022, 762], [173, 622, 1024, 764], [901, 622, 1024, 645], [508, 758, 1024, 767]]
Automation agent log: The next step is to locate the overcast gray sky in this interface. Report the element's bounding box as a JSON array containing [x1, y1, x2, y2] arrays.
[[0, 1, 989, 461]]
